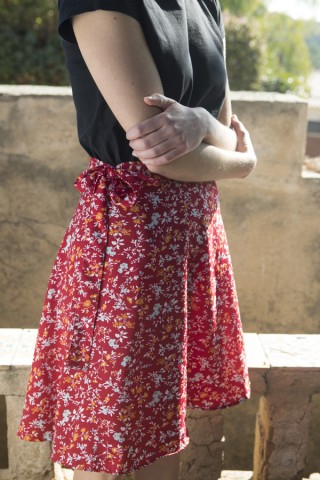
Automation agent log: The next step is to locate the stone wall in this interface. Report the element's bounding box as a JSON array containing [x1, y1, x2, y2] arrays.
[[1, 87, 318, 334], [1, 86, 319, 473], [219, 91, 319, 335], [2, 329, 320, 480], [0, 86, 88, 330], [306, 99, 320, 158]]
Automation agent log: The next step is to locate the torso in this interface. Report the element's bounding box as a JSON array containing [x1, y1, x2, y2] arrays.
[[62, 0, 226, 166]]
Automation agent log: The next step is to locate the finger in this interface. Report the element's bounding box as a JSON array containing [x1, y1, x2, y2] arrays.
[[144, 93, 177, 110], [133, 137, 182, 160], [129, 126, 168, 151], [126, 113, 166, 140], [231, 116, 246, 134], [231, 115, 241, 126], [141, 147, 183, 166]]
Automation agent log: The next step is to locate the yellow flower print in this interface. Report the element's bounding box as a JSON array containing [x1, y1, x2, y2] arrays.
[[199, 392, 209, 399], [129, 205, 140, 213]]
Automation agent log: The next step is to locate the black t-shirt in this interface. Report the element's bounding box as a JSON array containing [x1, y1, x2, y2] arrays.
[[58, 0, 227, 166]]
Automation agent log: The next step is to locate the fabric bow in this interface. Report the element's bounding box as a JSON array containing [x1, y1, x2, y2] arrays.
[[73, 160, 159, 207], [66, 158, 160, 370]]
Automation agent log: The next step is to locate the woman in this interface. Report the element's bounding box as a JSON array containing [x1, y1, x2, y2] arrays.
[[17, 1, 256, 479]]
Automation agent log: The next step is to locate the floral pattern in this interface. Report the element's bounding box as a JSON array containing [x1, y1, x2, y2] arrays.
[[17, 157, 250, 474]]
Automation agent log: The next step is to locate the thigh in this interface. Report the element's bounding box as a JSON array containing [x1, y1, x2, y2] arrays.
[[134, 452, 180, 480], [73, 470, 118, 480]]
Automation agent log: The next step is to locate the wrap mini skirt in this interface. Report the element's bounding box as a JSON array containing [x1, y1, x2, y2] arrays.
[[17, 156, 250, 474]]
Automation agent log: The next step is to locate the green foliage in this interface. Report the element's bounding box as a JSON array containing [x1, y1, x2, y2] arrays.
[[224, 15, 262, 91], [224, 5, 314, 96], [222, 0, 266, 16], [0, 0, 68, 85], [303, 21, 320, 69], [259, 13, 313, 96], [0, 0, 317, 96]]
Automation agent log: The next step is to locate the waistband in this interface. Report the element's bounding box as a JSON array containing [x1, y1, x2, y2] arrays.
[[73, 157, 164, 208]]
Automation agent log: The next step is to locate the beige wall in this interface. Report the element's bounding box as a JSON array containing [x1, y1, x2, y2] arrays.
[[1, 86, 318, 334], [220, 92, 319, 334], [0, 86, 88, 329]]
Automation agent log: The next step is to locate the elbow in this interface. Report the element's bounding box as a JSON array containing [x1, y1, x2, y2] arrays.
[[241, 155, 257, 179], [144, 163, 162, 175], [249, 154, 258, 175], [142, 161, 182, 181], [142, 162, 168, 178]]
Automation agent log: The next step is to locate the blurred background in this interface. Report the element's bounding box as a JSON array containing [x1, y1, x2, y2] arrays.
[[0, 0, 319, 97]]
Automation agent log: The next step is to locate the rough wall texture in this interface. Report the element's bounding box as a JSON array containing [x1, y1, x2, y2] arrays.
[[1, 86, 319, 474], [219, 92, 319, 334], [1, 87, 318, 334], [217, 92, 320, 474], [0, 86, 88, 330]]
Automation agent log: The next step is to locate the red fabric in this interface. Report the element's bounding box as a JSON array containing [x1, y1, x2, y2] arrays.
[[17, 157, 250, 474]]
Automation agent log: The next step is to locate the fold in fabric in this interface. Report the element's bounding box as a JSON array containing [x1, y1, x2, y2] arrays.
[[67, 158, 161, 369]]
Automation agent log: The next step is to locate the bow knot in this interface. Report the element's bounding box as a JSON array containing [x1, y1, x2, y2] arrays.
[[74, 159, 160, 207], [67, 158, 161, 370]]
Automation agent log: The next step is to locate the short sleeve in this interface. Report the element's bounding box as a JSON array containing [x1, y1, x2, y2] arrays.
[[58, 0, 141, 44]]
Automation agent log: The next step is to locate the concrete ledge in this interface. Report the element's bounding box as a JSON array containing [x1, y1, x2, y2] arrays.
[[2, 330, 320, 480], [0, 85, 307, 104], [1, 329, 320, 397], [257, 334, 320, 369], [0, 85, 72, 97], [0, 329, 38, 369], [231, 90, 307, 105], [2, 329, 320, 371]]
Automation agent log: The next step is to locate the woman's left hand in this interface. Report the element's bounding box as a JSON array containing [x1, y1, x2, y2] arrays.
[[126, 93, 207, 166]]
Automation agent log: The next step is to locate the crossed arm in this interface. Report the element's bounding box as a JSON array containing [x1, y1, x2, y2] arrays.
[[72, 10, 257, 182]]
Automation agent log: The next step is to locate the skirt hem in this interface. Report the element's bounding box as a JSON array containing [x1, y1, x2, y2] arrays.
[[50, 436, 190, 475]]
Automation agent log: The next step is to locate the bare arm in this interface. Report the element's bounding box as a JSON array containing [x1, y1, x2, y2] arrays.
[[217, 77, 233, 128], [72, 10, 256, 182], [202, 36, 235, 146], [126, 37, 236, 163]]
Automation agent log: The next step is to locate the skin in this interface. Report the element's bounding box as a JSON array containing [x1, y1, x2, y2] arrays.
[[72, 10, 257, 183], [73, 452, 180, 480], [70, 9, 257, 480], [125, 37, 238, 166], [126, 89, 238, 164]]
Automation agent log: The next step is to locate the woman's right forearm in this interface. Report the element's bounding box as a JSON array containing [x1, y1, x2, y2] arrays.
[[146, 142, 256, 182]]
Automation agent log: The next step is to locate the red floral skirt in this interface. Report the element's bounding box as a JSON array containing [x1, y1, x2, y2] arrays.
[[17, 157, 250, 474]]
